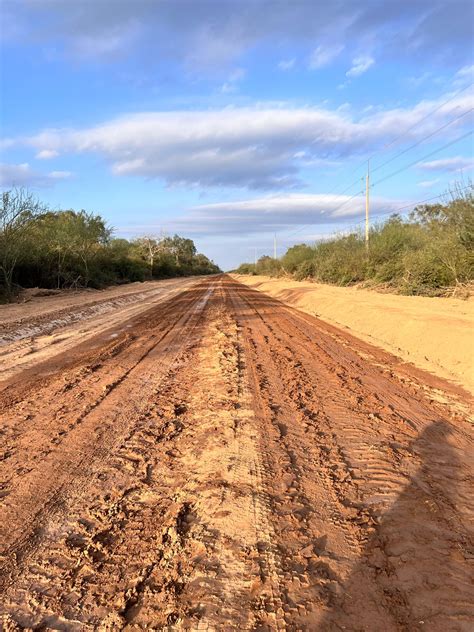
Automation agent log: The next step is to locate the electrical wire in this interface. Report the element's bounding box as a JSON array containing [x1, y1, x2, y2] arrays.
[[277, 83, 473, 241], [332, 183, 474, 229], [371, 129, 473, 187], [285, 189, 364, 238], [280, 183, 473, 243], [312, 81, 474, 201], [369, 81, 473, 157], [371, 108, 473, 175], [248, 82, 474, 254]]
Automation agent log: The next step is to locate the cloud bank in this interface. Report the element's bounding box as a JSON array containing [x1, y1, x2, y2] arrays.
[[7, 91, 470, 190], [4, 0, 473, 72], [171, 193, 403, 236]]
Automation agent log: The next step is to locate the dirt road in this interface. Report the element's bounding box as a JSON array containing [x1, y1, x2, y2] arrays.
[[0, 277, 202, 385], [233, 274, 474, 394], [0, 275, 472, 631]]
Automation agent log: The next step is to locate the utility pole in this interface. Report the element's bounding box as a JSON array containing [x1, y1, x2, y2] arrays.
[[365, 159, 370, 253], [254, 247, 257, 266], [273, 234, 277, 259]]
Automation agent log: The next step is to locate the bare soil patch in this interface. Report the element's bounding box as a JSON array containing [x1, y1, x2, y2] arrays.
[[1, 276, 472, 630], [233, 274, 474, 395]]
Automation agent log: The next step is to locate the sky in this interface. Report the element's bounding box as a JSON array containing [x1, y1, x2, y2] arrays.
[[1, 0, 473, 270]]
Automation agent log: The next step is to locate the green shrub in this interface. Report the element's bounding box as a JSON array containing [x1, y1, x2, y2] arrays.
[[235, 183, 473, 296], [294, 259, 316, 280], [281, 244, 314, 273]]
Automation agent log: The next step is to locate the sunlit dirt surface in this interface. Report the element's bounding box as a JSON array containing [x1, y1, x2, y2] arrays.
[[233, 274, 474, 394], [0, 275, 472, 630]]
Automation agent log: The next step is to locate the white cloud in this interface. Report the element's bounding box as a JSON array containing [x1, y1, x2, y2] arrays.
[[49, 170, 72, 179], [346, 54, 374, 78], [172, 193, 403, 236], [418, 156, 474, 172], [220, 82, 236, 94], [453, 65, 474, 86], [0, 163, 70, 187], [36, 149, 59, 160], [278, 58, 296, 71], [8, 90, 472, 190], [309, 44, 344, 69], [406, 72, 433, 88], [220, 67, 246, 93], [418, 179, 440, 188]]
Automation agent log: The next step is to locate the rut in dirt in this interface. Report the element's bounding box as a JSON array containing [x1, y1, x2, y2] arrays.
[[0, 275, 472, 631]]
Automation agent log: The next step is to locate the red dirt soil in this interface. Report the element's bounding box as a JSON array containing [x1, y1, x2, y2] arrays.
[[0, 275, 472, 630]]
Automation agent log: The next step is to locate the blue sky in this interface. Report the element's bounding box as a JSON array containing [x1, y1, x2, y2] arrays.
[[1, 0, 473, 270]]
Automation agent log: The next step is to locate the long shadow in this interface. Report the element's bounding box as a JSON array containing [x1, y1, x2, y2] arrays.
[[318, 420, 472, 631]]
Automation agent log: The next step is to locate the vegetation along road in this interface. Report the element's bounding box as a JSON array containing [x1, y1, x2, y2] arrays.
[[0, 275, 472, 630]]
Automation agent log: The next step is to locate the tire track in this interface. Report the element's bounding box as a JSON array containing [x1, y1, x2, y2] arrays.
[[228, 277, 473, 630], [0, 281, 216, 596], [1, 275, 472, 631]]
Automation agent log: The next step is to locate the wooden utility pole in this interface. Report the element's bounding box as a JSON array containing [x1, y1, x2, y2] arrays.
[[273, 234, 277, 259], [365, 160, 370, 253]]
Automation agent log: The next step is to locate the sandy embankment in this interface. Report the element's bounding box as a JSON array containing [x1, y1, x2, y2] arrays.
[[233, 275, 474, 395]]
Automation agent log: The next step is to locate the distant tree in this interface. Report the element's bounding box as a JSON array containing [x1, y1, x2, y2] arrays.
[[60, 210, 111, 286], [0, 191, 220, 298], [0, 188, 48, 297], [133, 235, 164, 275], [162, 235, 197, 267], [192, 253, 220, 274]]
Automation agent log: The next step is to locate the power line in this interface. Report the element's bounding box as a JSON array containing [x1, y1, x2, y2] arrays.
[[252, 179, 474, 260], [312, 81, 474, 202], [280, 132, 472, 243], [281, 128, 473, 239], [277, 83, 473, 242], [381, 184, 472, 217], [371, 129, 473, 187], [252, 82, 473, 251], [278, 183, 473, 244], [370, 81, 473, 157], [348, 183, 473, 227], [242, 183, 473, 258], [285, 188, 364, 238], [371, 108, 473, 175]]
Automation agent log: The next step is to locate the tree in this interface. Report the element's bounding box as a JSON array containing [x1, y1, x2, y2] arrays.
[[65, 211, 111, 286], [133, 235, 164, 275], [0, 190, 220, 296], [192, 253, 220, 274], [411, 182, 474, 251], [0, 188, 48, 297], [32, 211, 78, 288], [162, 235, 197, 267]]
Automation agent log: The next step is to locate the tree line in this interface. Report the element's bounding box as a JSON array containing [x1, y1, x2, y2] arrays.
[[0, 188, 220, 300], [235, 183, 474, 296]]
